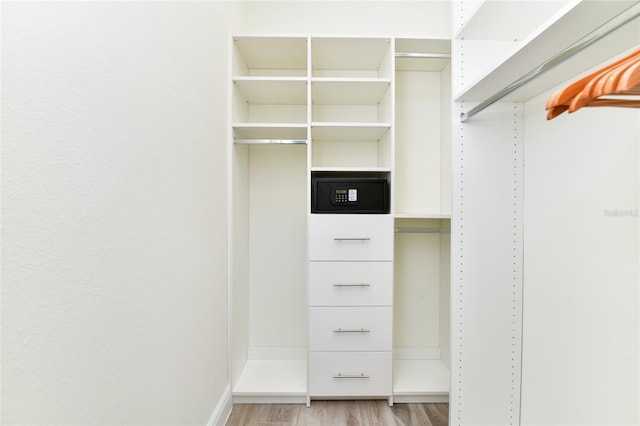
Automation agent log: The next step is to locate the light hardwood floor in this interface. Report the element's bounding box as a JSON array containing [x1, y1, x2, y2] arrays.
[[225, 401, 448, 426]]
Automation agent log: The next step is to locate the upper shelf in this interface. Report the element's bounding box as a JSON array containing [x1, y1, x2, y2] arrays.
[[455, 0, 571, 42], [454, 0, 640, 103], [312, 37, 392, 78], [233, 36, 307, 77]]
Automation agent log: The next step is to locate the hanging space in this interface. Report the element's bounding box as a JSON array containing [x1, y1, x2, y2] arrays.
[[392, 38, 452, 403], [228, 36, 309, 404]]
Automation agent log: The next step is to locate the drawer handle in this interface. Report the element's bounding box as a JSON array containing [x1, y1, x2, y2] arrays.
[[333, 373, 370, 379], [333, 283, 370, 287], [333, 237, 371, 241], [333, 328, 370, 333]]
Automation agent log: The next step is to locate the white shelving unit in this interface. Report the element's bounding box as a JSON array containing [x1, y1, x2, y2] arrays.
[[308, 36, 395, 404], [229, 34, 452, 405], [229, 35, 309, 404]]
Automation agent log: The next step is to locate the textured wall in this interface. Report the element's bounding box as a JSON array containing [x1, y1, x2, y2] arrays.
[[244, 0, 451, 36], [1, 2, 242, 424]]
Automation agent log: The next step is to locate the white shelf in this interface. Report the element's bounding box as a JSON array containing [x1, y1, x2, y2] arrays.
[[233, 123, 307, 140], [454, 0, 640, 103], [234, 36, 307, 75], [311, 122, 391, 142], [393, 359, 450, 396], [311, 166, 391, 173], [312, 37, 391, 77], [312, 79, 391, 105], [233, 360, 307, 396], [455, 0, 571, 42], [395, 213, 451, 220], [234, 78, 307, 104]]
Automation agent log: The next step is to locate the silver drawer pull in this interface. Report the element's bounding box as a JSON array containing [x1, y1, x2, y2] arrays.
[[333, 283, 370, 287], [333, 328, 370, 333], [333, 237, 371, 241], [333, 373, 370, 379]]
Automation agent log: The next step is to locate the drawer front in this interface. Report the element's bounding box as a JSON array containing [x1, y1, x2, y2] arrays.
[[309, 215, 393, 261], [309, 262, 392, 306], [309, 351, 392, 397], [309, 307, 392, 351]]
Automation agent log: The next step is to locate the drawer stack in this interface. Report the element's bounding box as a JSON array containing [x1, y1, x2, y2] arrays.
[[308, 214, 393, 399]]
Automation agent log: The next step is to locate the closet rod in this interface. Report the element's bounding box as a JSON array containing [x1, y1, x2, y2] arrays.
[[395, 227, 451, 234], [460, 2, 640, 123], [234, 139, 308, 145], [395, 52, 451, 59]]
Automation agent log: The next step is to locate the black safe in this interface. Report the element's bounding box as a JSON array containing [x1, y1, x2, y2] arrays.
[[311, 177, 389, 214]]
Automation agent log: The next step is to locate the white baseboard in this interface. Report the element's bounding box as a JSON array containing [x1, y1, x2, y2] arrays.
[[207, 384, 233, 426]]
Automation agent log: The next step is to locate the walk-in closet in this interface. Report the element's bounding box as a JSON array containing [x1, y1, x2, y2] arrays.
[[3, 1, 638, 425], [227, 1, 639, 424]]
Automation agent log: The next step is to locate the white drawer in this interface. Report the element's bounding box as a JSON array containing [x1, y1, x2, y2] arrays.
[[309, 307, 392, 351], [309, 262, 392, 306], [309, 351, 392, 397], [309, 215, 393, 261]]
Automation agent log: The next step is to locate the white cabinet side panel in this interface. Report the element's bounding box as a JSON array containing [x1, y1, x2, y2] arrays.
[[441, 62, 452, 216], [521, 93, 639, 426], [248, 145, 308, 349], [440, 229, 451, 369], [231, 145, 250, 386], [451, 102, 524, 426]]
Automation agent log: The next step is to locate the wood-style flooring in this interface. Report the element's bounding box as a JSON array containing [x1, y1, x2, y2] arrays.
[[225, 401, 448, 426]]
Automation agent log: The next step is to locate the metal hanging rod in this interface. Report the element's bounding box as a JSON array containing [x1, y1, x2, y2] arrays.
[[394, 227, 451, 234], [395, 52, 451, 59], [460, 2, 640, 123], [234, 139, 308, 145]]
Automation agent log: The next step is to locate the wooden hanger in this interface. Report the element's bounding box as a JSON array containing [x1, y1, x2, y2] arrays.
[[545, 48, 640, 109], [568, 53, 640, 112], [546, 46, 640, 119], [616, 59, 640, 92]]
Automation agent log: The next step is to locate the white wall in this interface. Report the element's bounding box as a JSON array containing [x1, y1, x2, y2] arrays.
[[1, 2, 243, 424], [244, 0, 451, 36], [2, 1, 453, 423], [521, 88, 639, 426]]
